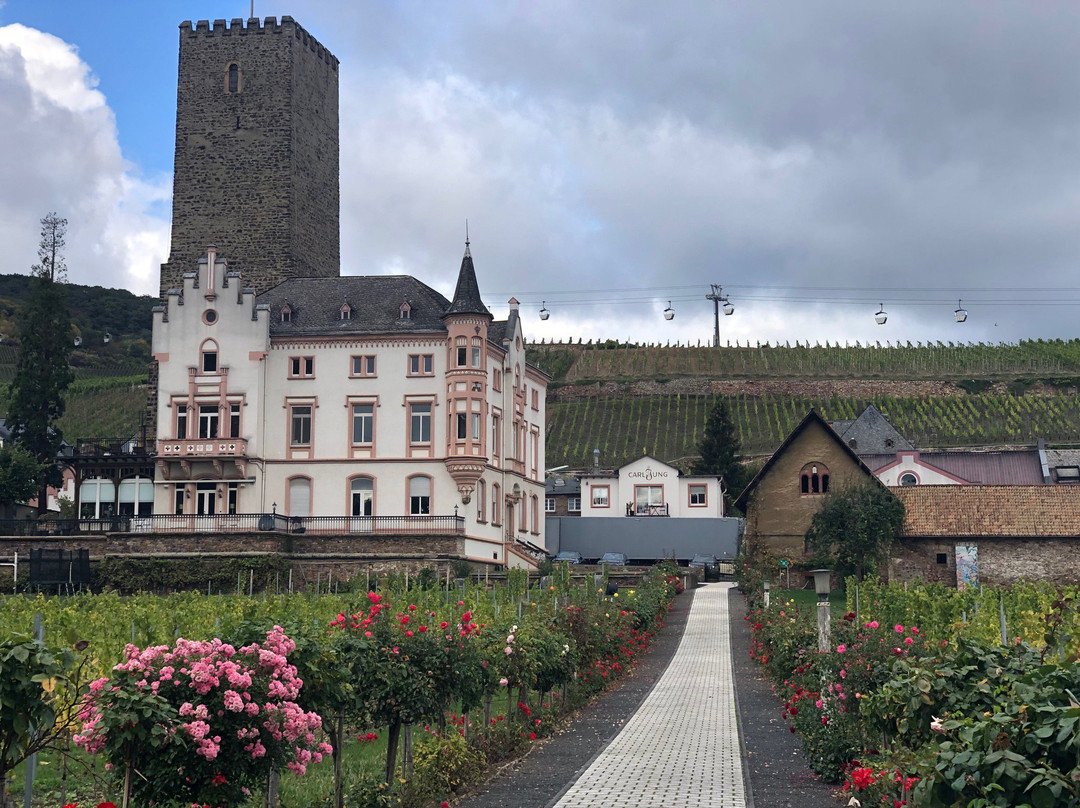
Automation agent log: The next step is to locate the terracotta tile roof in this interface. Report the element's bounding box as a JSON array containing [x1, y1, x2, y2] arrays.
[[895, 485, 1080, 537]]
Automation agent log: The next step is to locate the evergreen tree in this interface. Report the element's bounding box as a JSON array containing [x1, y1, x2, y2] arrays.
[[7, 213, 74, 514], [692, 398, 746, 509]]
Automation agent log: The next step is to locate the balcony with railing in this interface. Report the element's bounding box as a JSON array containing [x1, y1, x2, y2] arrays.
[[157, 438, 249, 458], [626, 503, 670, 517], [0, 514, 466, 537]]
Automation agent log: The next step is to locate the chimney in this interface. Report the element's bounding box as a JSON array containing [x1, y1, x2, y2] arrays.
[[593, 448, 600, 472]]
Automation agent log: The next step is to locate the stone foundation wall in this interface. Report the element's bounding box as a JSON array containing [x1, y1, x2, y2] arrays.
[[890, 535, 1080, 588], [0, 531, 470, 588]]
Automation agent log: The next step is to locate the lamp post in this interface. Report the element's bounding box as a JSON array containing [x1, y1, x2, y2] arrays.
[[812, 569, 832, 652], [763, 580, 770, 609]]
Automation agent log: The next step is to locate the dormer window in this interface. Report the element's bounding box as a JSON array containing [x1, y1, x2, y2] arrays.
[[281, 305, 293, 324], [399, 301, 412, 320], [340, 303, 352, 321]]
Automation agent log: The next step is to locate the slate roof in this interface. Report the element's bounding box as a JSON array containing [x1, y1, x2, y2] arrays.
[[861, 450, 1045, 485], [545, 475, 582, 496], [444, 244, 491, 317], [895, 485, 1080, 536], [261, 276, 452, 336], [830, 405, 914, 454], [1044, 449, 1080, 483]]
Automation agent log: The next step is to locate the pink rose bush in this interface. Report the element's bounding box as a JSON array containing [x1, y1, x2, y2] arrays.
[[74, 626, 328, 807]]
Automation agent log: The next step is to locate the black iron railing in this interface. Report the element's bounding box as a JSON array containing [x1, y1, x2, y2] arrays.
[[0, 514, 466, 537]]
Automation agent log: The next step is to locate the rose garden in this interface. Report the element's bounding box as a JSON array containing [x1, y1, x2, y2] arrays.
[[0, 564, 683, 808]]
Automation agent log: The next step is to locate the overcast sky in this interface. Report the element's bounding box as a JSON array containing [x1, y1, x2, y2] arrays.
[[0, 1, 1077, 346]]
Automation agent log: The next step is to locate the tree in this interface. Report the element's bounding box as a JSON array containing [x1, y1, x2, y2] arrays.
[[0, 635, 88, 808], [804, 481, 906, 581], [0, 445, 45, 510], [6, 213, 74, 514], [692, 398, 747, 510]]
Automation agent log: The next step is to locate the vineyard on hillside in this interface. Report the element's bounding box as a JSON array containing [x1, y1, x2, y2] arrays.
[[0, 343, 149, 381], [531, 339, 1080, 383], [545, 393, 1080, 468], [55, 378, 151, 439]]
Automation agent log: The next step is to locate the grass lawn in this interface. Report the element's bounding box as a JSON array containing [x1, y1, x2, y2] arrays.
[[773, 588, 848, 611]]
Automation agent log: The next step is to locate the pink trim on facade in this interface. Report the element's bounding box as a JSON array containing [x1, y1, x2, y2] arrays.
[[284, 474, 313, 517], [345, 395, 379, 458], [345, 473, 377, 516]]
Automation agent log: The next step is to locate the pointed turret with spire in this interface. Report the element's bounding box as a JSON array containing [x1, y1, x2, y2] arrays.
[[442, 231, 492, 504], [444, 234, 491, 318]]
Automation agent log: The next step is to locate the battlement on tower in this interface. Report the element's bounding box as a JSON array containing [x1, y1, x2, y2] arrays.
[[179, 16, 339, 68]]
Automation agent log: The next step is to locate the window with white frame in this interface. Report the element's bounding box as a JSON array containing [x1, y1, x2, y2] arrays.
[[568, 496, 581, 512], [198, 404, 219, 439], [545, 497, 556, 513], [351, 355, 376, 377], [289, 356, 315, 378], [408, 354, 434, 376], [409, 402, 432, 444], [634, 485, 664, 515], [351, 403, 374, 445], [350, 477, 374, 516], [117, 478, 153, 517], [408, 476, 431, 515], [290, 405, 312, 447]]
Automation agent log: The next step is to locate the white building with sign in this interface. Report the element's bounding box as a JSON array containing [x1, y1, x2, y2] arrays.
[[151, 243, 549, 568], [579, 456, 724, 518]]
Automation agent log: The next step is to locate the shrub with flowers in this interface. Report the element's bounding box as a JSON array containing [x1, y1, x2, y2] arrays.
[[73, 626, 328, 807]]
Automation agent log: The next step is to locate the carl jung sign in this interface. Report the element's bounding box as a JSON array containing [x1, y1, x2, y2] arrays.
[[627, 467, 669, 481]]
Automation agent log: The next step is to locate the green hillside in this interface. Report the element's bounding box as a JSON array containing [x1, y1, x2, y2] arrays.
[[546, 392, 1080, 469], [531, 339, 1080, 384], [0, 273, 154, 380]]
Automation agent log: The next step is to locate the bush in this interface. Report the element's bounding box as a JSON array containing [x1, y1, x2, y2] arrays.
[[411, 729, 486, 799]]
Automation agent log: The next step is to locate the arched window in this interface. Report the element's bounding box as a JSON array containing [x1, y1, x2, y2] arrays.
[[287, 476, 312, 517], [408, 475, 431, 515], [350, 476, 374, 516], [226, 63, 240, 93], [200, 339, 219, 373], [530, 494, 539, 532], [476, 479, 486, 522], [492, 483, 501, 526], [79, 478, 115, 519], [800, 463, 830, 495], [117, 476, 154, 517], [899, 472, 918, 487]]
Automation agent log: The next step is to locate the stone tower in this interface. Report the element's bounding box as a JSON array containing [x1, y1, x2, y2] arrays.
[[159, 16, 340, 295]]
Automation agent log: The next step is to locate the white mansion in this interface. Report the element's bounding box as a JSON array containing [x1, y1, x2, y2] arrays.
[[151, 243, 549, 568]]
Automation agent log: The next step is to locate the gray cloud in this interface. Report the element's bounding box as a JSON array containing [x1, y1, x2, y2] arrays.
[[3, 2, 1078, 345]]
